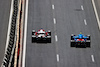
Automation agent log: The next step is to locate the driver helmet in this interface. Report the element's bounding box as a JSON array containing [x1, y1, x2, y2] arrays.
[[78, 32, 83, 39]]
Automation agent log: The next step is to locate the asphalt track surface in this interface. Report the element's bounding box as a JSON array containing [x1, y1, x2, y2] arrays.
[[25, 0, 100, 67], [0, 0, 11, 66]]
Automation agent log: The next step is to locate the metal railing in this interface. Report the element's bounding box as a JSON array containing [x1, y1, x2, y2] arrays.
[[1, 0, 19, 67]]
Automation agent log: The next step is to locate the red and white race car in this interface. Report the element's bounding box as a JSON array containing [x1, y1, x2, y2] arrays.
[[32, 28, 51, 43]]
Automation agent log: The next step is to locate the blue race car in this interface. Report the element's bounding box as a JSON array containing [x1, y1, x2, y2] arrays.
[[70, 32, 90, 48]]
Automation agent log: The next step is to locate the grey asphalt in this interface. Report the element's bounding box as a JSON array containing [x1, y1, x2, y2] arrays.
[[0, 0, 11, 66], [26, 0, 57, 67], [94, 0, 100, 20], [25, 0, 100, 67]]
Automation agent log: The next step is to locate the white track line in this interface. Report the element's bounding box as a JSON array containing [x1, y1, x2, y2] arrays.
[[5, 0, 14, 51], [55, 35, 58, 42], [92, 0, 100, 29], [56, 54, 59, 62], [52, 4, 55, 9], [81, 5, 84, 10], [91, 55, 95, 62], [84, 19, 87, 25], [53, 18, 56, 24], [22, 0, 29, 67]]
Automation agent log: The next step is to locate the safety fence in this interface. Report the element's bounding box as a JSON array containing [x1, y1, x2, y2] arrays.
[[14, 0, 23, 67], [1, 0, 19, 67]]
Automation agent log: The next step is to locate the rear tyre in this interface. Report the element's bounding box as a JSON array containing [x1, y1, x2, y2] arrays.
[[32, 30, 35, 35], [87, 35, 90, 40], [70, 40, 75, 47], [48, 30, 51, 35], [86, 40, 90, 47], [47, 36, 51, 43], [71, 36, 74, 40], [32, 37, 36, 43], [71, 34, 75, 40], [48, 38, 51, 43]]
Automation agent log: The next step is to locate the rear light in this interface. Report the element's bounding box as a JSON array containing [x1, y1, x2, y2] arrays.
[[46, 32, 48, 35], [38, 30, 40, 31], [77, 39, 84, 41], [35, 32, 37, 35]]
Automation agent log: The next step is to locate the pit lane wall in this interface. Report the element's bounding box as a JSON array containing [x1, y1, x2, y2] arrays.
[[1, 0, 23, 67]]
